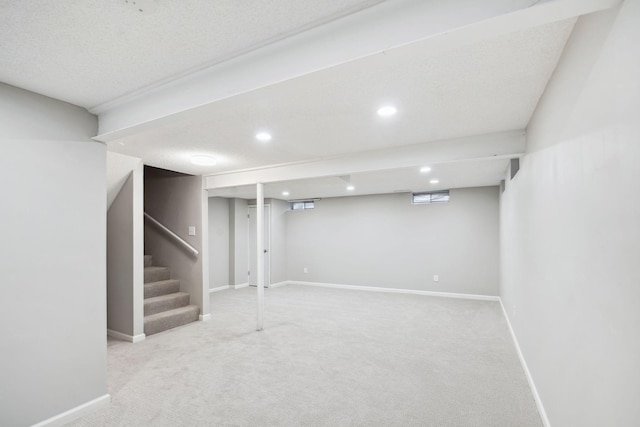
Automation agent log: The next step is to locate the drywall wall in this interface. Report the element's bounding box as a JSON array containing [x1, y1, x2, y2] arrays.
[[229, 198, 249, 286], [209, 197, 230, 288], [286, 188, 499, 295], [0, 82, 97, 140], [107, 151, 143, 210], [500, 3, 640, 426], [0, 85, 107, 425], [107, 160, 144, 339], [144, 167, 209, 317], [107, 172, 135, 335], [269, 199, 289, 284]]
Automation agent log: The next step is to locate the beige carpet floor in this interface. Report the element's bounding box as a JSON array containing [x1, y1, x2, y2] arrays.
[[70, 284, 542, 426]]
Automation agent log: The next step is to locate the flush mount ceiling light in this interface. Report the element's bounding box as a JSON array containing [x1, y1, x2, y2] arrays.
[[282, 191, 290, 196], [420, 166, 431, 173], [430, 179, 439, 184], [255, 132, 272, 142], [190, 155, 217, 166], [346, 185, 355, 191], [377, 105, 397, 117]]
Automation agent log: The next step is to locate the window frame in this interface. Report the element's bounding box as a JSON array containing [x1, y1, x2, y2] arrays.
[[291, 200, 315, 210], [411, 190, 450, 205]]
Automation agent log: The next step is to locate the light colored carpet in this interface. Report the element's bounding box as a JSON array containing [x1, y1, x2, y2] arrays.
[[70, 285, 542, 426]]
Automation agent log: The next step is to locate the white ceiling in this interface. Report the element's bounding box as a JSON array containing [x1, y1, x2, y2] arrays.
[[1, 0, 613, 201], [0, 0, 383, 108], [107, 18, 575, 176]]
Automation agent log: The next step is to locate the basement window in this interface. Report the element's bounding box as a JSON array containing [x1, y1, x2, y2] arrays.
[[291, 201, 315, 210], [412, 190, 450, 204]]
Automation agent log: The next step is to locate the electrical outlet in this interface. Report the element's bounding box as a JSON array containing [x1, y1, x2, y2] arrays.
[[433, 275, 439, 282], [188, 226, 196, 236], [304, 267, 308, 274]]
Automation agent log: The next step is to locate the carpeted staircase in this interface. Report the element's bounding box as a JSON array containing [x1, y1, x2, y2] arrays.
[[144, 255, 199, 335]]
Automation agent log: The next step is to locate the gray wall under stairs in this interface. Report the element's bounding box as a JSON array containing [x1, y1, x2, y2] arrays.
[[107, 161, 144, 339], [144, 167, 209, 318]]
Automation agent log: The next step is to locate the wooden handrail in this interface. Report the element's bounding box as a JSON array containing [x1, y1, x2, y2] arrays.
[[144, 212, 199, 256]]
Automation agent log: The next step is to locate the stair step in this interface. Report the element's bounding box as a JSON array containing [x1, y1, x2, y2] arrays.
[[144, 255, 152, 267], [144, 266, 170, 283], [144, 292, 190, 316], [144, 305, 200, 335], [144, 279, 180, 298]]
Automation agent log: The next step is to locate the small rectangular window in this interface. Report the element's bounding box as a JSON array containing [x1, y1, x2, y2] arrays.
[[412, 190, 450, 204], [291, 200, 314, 210], [412, 193, 432, 204]]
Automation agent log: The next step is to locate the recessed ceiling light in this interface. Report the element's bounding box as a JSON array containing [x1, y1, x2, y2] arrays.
[[420, 166, 431, 173], [430, 179, 439, 184], [190, 155, 217, 166], [255, 132, 272, 142], [347, 185, 355, 191], [282, 191, 290, 196], [377, 105, 397, 117]]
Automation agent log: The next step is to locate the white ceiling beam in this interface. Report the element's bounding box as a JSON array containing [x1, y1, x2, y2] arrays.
[[89, 0, 624, 142], [204, 131, 525, 189]]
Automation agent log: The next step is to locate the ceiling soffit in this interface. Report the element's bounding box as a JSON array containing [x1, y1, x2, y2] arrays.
[[93, 0, 618, 139]]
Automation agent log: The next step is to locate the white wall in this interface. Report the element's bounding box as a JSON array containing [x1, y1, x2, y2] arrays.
[[0, 83, 97, 140], [229, 198, 249, 286], [208, 197, 230, 288], [107, 151, 143, 210], [107, 160, 144, 339], [0, 84, 108, 425], [286, 188, 499, 295], [269, 199, 289, 284], [500, 2, 640, 426]]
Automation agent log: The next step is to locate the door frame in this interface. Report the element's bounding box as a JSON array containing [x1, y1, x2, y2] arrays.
[[247, 204, 271, 287]]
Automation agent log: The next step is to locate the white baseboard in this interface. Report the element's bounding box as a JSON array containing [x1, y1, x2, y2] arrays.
[[269, 281, 288, 289], [107, 329, 145, 343], [499, 299, 550, 427], [233, 283, 249, 289], [209, 285, 230, 293], [32, 394, 110, 427], [290, 281, 500, 301], [199, 313, 211, 321]]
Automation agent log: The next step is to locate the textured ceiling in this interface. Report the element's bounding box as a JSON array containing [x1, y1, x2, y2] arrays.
[[107, 18, 575, 176], [1, 0, 580, 200], [0, 0, 383, 108]]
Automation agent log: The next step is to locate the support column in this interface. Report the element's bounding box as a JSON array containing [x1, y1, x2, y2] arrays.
[[256, 182, 264, 331]]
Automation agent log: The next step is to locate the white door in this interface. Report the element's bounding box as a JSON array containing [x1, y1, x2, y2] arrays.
[[248, 205, 270, 287]]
